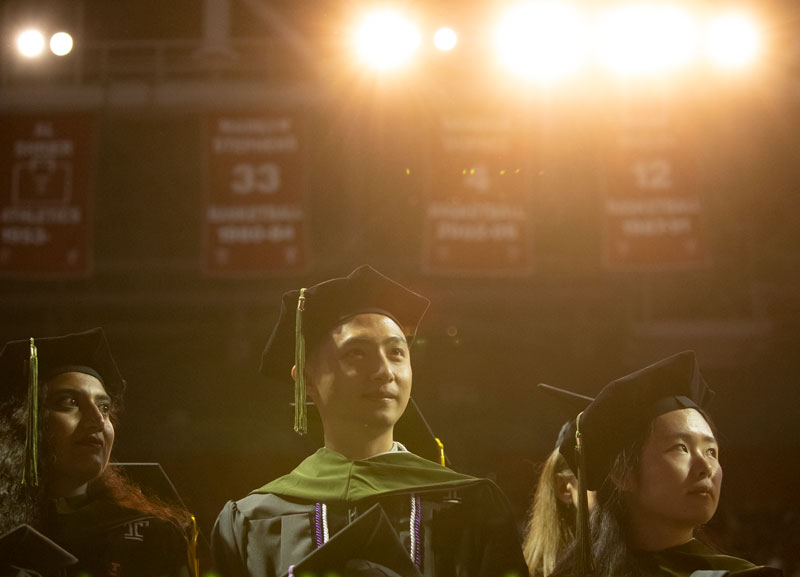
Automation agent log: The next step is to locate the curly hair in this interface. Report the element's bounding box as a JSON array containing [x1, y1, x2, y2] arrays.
[[0, 399, 49, 532], [90, 465, 193, 531]]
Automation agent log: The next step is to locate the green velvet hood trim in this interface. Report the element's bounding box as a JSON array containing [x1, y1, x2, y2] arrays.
[[254, 447, 481, 504]]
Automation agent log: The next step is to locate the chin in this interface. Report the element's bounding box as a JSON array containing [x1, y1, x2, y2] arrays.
[[681, 510, 717, 527], [74, 461, 107, 484], [364, 412, 401, 430]]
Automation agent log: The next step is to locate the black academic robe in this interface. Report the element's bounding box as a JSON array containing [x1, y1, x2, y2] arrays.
[[211, 448, 527, 577], [0, 524, 77, 577], [47, 497, 192, 577], [632, 539, 782, 577]]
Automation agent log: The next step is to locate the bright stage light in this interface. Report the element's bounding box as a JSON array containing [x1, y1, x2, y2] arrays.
[[17, 29, 46, 58], [50, 32, 73, 56], [595, 4, 698, 77], [706, 13, 761, 70], [494, 1, 588, 84], [434, 27, 457, 51], [353, 10, 421, 70]]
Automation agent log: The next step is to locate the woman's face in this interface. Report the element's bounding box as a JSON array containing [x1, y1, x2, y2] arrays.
[[557, 470, 597, 512], [45, 372, 115, 497], [625, 408, 722, 536]]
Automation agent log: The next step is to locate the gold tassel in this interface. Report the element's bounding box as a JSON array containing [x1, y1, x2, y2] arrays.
[[294, 288, 308, 435], [435, 437, 446, 467], [574, 411, 595, 577], [187, 515, 199, 577], [22, 338, 39, 487]]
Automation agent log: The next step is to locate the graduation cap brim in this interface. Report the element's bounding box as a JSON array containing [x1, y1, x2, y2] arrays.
[[281, 503, 423, 577], [537, 383, 593, 412], [537, 383, 594, 453], [0, 327, 125, 399], [0, 524, 77, 573], [111, 462, 209, 551], [110, 462, 189, 510]]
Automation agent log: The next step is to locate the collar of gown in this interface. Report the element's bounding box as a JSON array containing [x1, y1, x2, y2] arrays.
[[253, 446, 481, 504]]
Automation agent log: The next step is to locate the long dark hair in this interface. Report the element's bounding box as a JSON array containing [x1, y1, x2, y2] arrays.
[[550, 433, 647, 577]]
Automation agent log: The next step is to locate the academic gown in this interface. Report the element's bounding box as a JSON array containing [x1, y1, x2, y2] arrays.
[[47, 495, 192, 577], [212, 448, 528, 577], [0, 524, 77, 577], [632, 539, 782, 577]]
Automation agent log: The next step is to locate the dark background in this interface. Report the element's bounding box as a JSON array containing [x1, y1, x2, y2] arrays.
[[2, 0, 799, 569]]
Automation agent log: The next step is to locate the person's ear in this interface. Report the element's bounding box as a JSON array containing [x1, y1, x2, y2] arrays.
[[292, 364, 317, 400], [556, 474, 575, 505]]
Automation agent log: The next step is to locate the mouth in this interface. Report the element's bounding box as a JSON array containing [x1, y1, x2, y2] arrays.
[[76, 436, 104, 449], [362, 390, 398, 402], [687, 486, 714, 498]]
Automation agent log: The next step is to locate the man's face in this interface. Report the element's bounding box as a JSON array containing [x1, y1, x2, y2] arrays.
[[44, 371, 115, 496], [305, 313, 412, 436], [625, 408, 722, 534]]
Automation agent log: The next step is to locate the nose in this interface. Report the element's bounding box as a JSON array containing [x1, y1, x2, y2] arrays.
[[81, 403, 106, 431], [693, 450, 715, 478], [370, 350, 394, 382]]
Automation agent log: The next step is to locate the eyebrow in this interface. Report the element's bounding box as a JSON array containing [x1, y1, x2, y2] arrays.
[[670, 431, 718, 445], [47, 388, 112, 404], [340, 335, 409, 347]]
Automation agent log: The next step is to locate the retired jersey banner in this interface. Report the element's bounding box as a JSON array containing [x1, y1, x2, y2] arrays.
[[423, 115, 530, 275], [0, 114, 94, 277], [204, 113, 308, 274], [604, 107, 708, 269]]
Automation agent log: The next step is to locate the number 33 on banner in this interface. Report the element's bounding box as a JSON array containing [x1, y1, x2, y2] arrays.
[[230, 162, 281, 195]]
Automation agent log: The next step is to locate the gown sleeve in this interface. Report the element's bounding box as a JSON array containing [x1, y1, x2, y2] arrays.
[[211, 501, 250, 577]]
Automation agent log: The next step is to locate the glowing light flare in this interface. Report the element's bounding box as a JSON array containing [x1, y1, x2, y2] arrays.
[[433, 27, 457, 51], [595, 4, 699, 77], [706, 13, 761, 70], [353, 10, 421, 70], [494, 2, 588, 84], [50, 32, 73, 56], [17, 29, 46, 58]]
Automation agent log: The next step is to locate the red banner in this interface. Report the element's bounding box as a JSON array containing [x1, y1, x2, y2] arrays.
[[423, 115, 530, 275], [604, 106, 708, 269], [0, 115, 94, 277], [204, 113, 308, 275]]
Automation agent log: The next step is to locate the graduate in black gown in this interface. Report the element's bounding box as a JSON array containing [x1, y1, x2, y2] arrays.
[[211, 265, 527, 577], [551, 351, 781, 577], [0, 328, 197, 577]]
